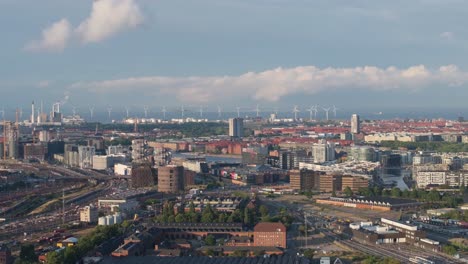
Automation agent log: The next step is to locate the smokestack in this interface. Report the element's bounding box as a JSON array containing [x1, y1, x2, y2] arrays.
[[31, 101, 35, 124]]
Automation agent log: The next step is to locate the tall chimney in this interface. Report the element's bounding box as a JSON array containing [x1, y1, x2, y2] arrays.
[[31, 101, 35, 124]]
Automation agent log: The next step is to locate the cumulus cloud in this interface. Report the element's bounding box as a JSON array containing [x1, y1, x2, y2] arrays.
[[25, 0, 143, 52], [69, 64, 468, 103], [25, 19, 71, 52], [76, 0, 144, 43]]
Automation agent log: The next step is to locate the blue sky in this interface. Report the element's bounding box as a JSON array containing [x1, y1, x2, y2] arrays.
[[1, 0, 468, 115]]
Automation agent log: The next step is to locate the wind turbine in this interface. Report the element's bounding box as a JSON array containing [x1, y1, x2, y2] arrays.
[[217, 105, 222, 118], [162, 106, 167, 120], [313, 105, 319, 119], [72, 107, 77, 116], [0, 107, 5, 120], [199, 105, 204, 118], [124, 106, 130, 118], [181, 105, 185, 118], [307, 106, 314, 120], [89, 106, 95, 120], [332, 105, 339, 119], [143, 105, 149, 118], [293, 105, 300, 120], [236, 106, 241, 118], [107, 106, 112, 120], [255, 104, 260, 117], [322, 106, 331, 121]]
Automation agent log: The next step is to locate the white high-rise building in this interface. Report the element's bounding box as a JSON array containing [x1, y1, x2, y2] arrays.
[[132, 139, 147, 163], [312, 140, 335, 163], [78, 146, 95, 169], [351, 114, 360, 134], [229, 118, 244, 138]]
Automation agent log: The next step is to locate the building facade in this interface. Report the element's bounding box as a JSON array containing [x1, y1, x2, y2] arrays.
[[229, 118, 244, 138], [157, 165, 185, 193], [253, 222, 287, 248], [80, 206, 98, 223], [351, 114, 360, 134]]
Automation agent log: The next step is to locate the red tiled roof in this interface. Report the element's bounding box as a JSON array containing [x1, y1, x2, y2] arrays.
[[254, 222, 286, 232]]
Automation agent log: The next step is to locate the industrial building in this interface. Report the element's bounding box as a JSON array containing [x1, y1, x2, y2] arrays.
[[157, 165, 185, 193], [78, 146, 95, 169], [350, 218, 440, 252], [316, 197, 421, 211], [80, 206, 98, 223]]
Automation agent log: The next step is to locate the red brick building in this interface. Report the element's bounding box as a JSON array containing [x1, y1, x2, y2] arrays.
[[253, 222, 287, 248]]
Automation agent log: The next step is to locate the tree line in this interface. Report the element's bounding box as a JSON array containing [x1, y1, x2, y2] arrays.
[[154, 200, 294, 229], [350, 186, 464, 208]]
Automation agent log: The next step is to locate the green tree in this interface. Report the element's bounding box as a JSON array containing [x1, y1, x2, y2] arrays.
[[63, 246, 79, 264], [391, 187, 402, 197], [167, 215, 175, 223], [442, 244, 457, 255], [243, 207, 254, 226], [46, 251, 64, 264], [175, 213, 186, 223], [189, 202, 196, 214], [201, 204, 216, 223], [121, 220, 131, 229], [303, 249, 314, 259], [218, 213, 227, 223], [231, 250, 248, 257], [18, 244, 37, 263], [428, 189, 440, 202], [344, 186, 353, 197], [205, 234, 216, 246], [259, 205, 269, 217]]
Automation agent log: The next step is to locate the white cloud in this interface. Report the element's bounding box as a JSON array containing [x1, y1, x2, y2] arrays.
[[69, 64, 468, 103], [37, 80, 52, 88], [25, 0, 143, 52], [76, 0, 144, 43], [25, 19, 71, 52], [440, 31, 454, 41]]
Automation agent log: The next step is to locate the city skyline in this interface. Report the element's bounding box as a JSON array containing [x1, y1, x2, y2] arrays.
[[2, 0, 468, 109]]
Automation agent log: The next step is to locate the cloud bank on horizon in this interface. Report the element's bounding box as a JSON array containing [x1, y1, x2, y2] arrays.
[[25, 0, 143, 52], [69, 64, 467, 103]]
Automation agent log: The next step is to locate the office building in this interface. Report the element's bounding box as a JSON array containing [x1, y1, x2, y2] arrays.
[[157, 165, 185, 193], [319, 174, 342, 192], [80, 205, 98, 223], [351, 114, 360, 134], [229, 118, 244, 138], [341, 175, 369, 192], [312, 140, 335, 163], [289, 169, 323, 191]]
